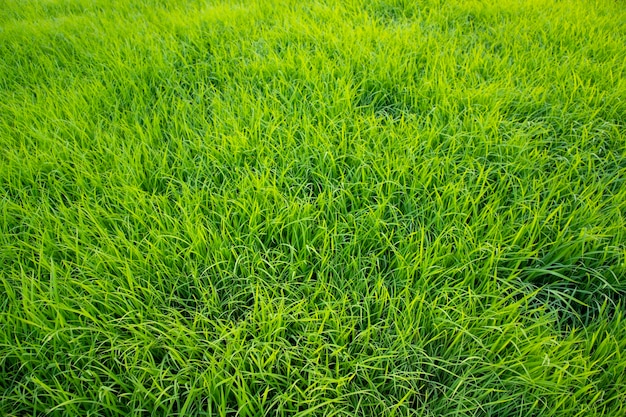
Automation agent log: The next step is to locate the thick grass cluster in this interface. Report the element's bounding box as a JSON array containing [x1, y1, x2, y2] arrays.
[[1, 0, 625, 416]]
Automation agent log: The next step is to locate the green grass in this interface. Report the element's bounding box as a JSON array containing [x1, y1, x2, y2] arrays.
[[1, 0, 625, 415]]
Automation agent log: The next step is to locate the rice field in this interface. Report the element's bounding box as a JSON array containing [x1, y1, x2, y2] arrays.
[[1, 0, 625, 415]]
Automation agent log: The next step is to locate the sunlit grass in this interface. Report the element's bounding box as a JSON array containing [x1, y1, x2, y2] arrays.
[[1, 0, 625, 415]]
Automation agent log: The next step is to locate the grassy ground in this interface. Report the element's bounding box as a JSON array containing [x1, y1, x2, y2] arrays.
[[1, 0, 625, 415]]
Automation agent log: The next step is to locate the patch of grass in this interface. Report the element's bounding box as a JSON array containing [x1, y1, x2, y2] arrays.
[[1, 0, 625, 415]]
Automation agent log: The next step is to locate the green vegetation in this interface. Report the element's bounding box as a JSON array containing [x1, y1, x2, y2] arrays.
[[1, 0, 625, 415]]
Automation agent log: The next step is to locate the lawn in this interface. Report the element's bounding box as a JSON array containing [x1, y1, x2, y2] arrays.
[[1, 0, 625, 415]]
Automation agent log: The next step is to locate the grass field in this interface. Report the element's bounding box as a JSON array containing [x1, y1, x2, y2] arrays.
[[1, 0, 626, 415]]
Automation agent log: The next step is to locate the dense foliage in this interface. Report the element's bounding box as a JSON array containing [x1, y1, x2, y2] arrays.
[[1, 0, 625, 415]]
